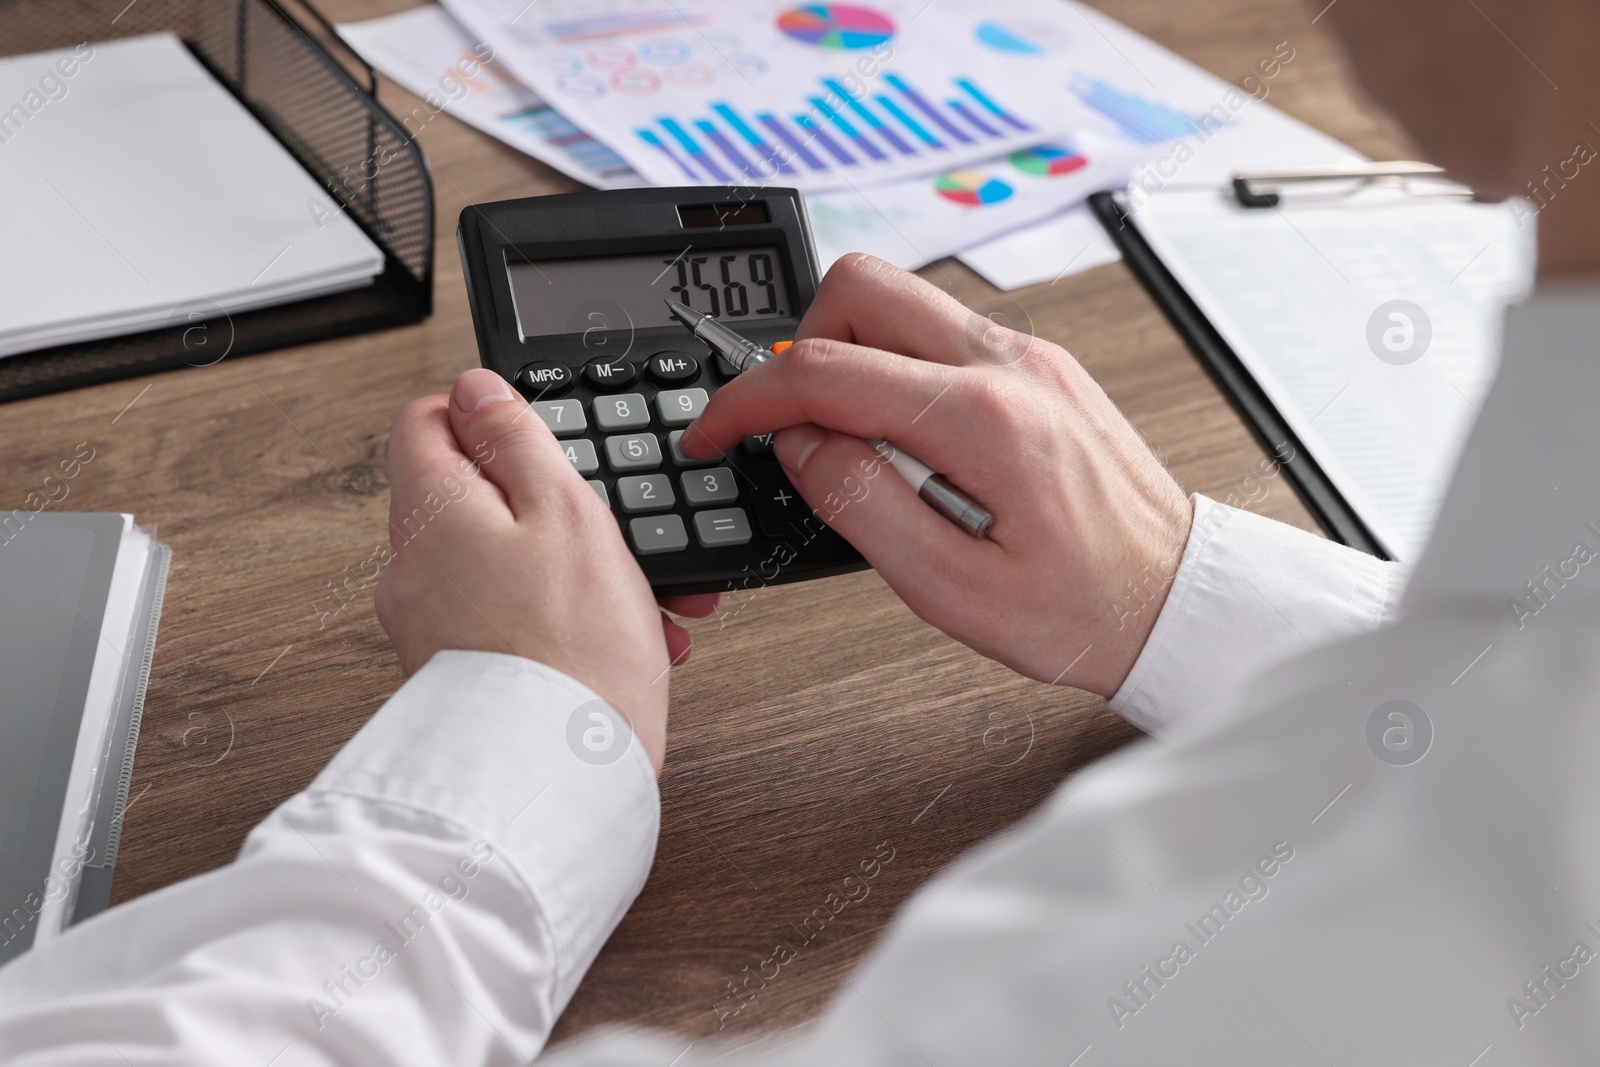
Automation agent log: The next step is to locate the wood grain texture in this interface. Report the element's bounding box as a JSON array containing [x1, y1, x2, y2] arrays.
[[0, 0, 1414, 1046]]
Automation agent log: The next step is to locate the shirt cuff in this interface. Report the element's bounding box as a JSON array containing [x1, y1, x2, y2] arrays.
[[1109, 495, 1404, 735], [307, 650, 660, 1010]]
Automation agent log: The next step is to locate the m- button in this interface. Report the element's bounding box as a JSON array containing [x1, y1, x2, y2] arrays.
[[583, 356, 636, 391]]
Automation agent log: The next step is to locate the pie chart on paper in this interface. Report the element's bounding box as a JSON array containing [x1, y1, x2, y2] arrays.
[[934, 170, 1013, 206], [776, 5, 896, 50], [1010, 144, 1089, 177]]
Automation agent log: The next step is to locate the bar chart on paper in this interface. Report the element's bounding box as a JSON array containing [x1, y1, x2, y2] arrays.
[[632, 71, 1037, 188], [1071, 77, 1206, 146]]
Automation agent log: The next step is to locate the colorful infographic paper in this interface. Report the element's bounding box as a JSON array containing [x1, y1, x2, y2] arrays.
[[342, 7, 1151, 276], [438, 0, 1092, 191]]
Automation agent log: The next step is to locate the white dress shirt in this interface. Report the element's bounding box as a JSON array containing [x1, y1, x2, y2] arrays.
[[4, 287, 1598, 1063]]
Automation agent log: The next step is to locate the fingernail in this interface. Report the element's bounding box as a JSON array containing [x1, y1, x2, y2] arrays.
[[774, 424, 826, 473], [453, 369, 518, 412]]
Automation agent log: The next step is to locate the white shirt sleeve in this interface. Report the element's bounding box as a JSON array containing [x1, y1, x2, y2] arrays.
[[1108, 494, 1404, 735], [0, 650, 659, 1066]]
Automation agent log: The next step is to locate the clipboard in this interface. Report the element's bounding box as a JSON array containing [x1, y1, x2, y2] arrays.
[[1089, 169, 1533, 563], [1088, 189, 1389, 559]]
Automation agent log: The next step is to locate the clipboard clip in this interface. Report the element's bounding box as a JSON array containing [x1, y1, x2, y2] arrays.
[[1231, 161, 1467, 208]]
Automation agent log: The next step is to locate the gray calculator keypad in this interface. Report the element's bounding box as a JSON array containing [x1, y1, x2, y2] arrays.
[[530, 366, 792, 557]]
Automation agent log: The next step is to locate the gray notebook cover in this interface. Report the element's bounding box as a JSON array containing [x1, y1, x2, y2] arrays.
[[0, 515, 167, 964]]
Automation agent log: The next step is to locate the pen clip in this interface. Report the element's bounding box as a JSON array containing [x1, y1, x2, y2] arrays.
[[1231, 161, 1467, 209]]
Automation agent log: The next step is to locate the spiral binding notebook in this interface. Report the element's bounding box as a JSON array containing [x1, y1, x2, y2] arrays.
[[0, 514, 169, 964]]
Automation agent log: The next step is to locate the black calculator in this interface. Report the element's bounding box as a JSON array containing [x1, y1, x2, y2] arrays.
[[457, 187, 866, 595]]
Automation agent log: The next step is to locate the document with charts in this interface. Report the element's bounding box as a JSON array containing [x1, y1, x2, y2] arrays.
[[439, 0, 1102, 191], [342, 5, 1156, 271]]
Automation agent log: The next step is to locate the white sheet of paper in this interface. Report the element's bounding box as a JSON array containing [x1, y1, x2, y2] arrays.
[[338, 6, 646, 190], [1136, 188, 1536, 560], [0, 33, 383, 358], [439, 0, 1095, 192], [958, 202, 1121, 288], [806, 131, 1145, 273]]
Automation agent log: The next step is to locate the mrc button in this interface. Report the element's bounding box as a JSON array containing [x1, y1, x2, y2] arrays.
[[517, 361, 573, 397], [648, 351, 699, 384]]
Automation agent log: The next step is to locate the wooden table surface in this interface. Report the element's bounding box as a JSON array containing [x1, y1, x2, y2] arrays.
[[3, 0, 1413, 1047]]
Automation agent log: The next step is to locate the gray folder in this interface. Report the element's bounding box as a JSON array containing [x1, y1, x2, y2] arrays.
[[0, 514, 168, 964]]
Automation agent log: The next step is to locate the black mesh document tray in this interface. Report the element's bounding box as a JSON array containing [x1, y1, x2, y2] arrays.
[[0, 0, 433, 402]]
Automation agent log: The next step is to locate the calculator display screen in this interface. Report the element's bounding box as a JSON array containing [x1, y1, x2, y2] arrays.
[[507, 247, 792, 340]]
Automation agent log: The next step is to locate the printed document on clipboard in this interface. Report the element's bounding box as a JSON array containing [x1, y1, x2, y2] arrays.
[[1102, 180, 1536, 561]]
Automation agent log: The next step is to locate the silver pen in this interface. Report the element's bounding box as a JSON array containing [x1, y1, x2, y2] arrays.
[[664, 299, 993, 538]]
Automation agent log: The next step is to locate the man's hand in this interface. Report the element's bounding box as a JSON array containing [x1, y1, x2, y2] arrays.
[[683, 254, 1193, 698], [376, 370, 705, 773]]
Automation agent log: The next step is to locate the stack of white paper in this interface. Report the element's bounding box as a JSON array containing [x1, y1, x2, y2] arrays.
[[0, 33, 383, 358]]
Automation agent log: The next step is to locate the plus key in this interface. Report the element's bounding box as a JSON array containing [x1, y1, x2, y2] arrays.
[[748, 469, 810, 539]]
